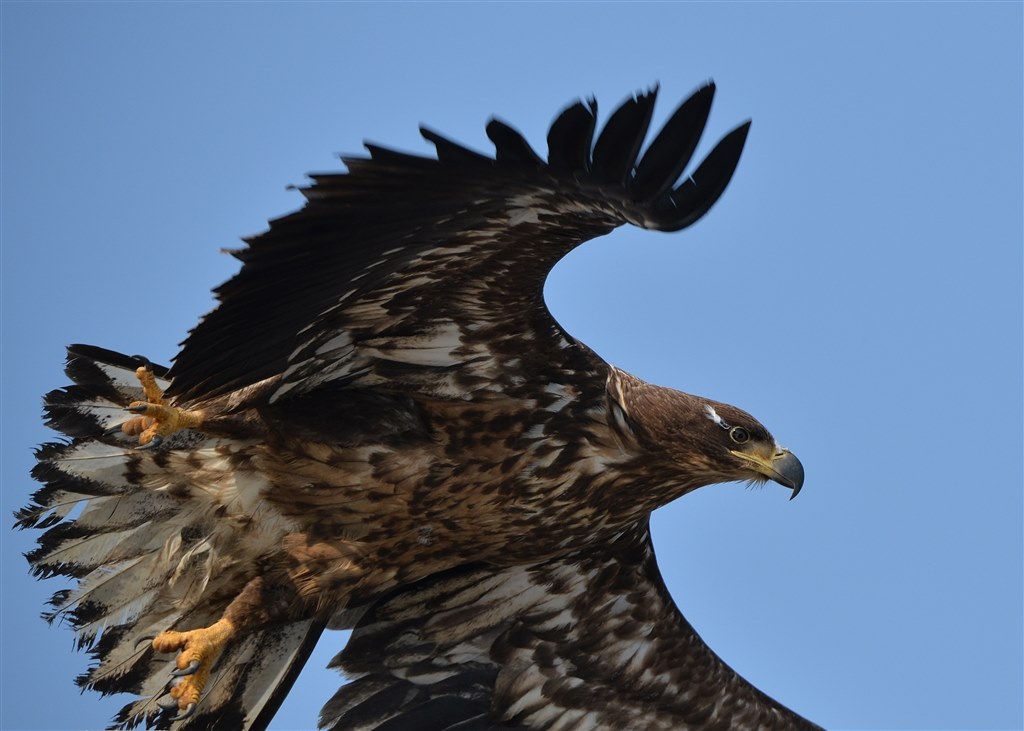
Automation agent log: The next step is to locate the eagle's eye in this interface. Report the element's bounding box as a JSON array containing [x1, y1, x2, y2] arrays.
[[729, 426, 750, 444]]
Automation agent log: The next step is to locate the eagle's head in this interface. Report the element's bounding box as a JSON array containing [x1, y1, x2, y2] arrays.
[[606, 367, 804, 499], [692, 399, 804, 498]]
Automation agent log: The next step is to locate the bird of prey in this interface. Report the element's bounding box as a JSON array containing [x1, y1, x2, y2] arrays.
[[20, 83, 821, 730]]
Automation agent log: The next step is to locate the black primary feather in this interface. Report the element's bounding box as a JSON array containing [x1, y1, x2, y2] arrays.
[[650, 120, 751, 231], [165, 84, 749, 402], [590, 87, 658, 186], [22, 86, 819, 731], [546, 97, 597, 174], [485, 119, 545, 167], [631, 81, 715, 201], [419, 127, 493, 166]]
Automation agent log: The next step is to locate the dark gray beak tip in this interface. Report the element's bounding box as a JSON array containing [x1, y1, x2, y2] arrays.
[[773, 450, 804, 500]]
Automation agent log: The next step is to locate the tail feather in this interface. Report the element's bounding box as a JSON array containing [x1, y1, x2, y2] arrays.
[[108, 618, 324, 730], [21, 345, 316, 731]]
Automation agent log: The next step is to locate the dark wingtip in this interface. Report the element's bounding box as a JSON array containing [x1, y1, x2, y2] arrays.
[[542, 83, 750, 233], [547, 97, 598, 174], [590, 87, 659, 186], [487, 119, 544, 166], [420, 126, 492, 165], [648, 119, 751, 231], [630, 82, 716, 201]]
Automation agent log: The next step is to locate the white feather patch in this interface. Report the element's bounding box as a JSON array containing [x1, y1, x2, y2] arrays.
[[509, 207, 540, 226], [704, 404, 728, 428]]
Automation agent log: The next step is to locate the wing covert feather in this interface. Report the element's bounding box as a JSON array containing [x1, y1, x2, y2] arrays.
[[166, 85, 749, 404], [323, 524, 822, 731]]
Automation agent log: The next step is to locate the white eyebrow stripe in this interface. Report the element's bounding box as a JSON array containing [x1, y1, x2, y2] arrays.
[[704, 404, 730, 429]]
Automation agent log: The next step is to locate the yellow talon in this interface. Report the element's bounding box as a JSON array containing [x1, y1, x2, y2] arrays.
[[152, 618, 235, 710], [135, 365, 165, 405], [122, 366, 204, 446]]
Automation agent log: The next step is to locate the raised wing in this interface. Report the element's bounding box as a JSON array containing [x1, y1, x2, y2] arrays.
[[322, 522, 821, 731], [166, 84, 749, 404]]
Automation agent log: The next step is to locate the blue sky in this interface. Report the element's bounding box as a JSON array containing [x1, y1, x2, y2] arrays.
[[2, 3, 1021, 730]]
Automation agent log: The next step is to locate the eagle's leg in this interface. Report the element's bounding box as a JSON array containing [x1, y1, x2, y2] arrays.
[[154, 620, 232, 719], [152, 576, 288, 717], [122, 365, 204, 447]]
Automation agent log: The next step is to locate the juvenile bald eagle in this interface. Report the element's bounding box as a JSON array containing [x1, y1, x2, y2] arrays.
[[21, 83, 820, 730]]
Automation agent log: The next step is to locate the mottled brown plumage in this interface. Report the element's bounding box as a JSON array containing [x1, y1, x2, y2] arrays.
[[328, 524, 819, 731], [21, 84, 818, 730]]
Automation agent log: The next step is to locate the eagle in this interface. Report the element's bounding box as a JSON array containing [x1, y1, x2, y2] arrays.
[[20, 83, 821, 730]]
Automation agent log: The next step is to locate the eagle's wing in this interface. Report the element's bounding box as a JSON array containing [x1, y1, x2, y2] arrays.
[[165, 84, 749, 404], [322, 522, 821, 731], [23, 87, 765, 730]]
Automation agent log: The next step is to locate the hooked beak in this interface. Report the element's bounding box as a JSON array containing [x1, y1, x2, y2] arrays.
[[732, 447, 805, 499], [769, 449, 805, 500]]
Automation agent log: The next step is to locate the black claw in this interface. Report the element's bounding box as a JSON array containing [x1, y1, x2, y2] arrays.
[[135, 635, 156, 651], [124, 404, 149, 414], [156, 697, 179, 713], [170, 703, 196, 722], [130, 355, 153, 370], [138, 435, 164, 451], [170, 659, 201, 677]]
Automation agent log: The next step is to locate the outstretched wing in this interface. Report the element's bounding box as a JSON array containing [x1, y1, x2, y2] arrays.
[[167, 84, 749, 404], [322, 522, 821, 731]]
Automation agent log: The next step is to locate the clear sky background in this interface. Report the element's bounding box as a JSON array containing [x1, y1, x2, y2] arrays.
[[2, 3, 1021, 731]]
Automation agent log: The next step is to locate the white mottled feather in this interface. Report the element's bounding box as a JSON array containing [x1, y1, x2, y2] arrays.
[[27, 349, 308, 729]]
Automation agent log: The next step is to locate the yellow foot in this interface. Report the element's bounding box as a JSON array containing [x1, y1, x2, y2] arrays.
[[121, 365, 203, 448], [152, 618, 235, 719]]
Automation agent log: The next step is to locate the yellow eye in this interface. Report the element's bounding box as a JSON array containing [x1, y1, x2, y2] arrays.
[[729, 426, 750, 444]]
